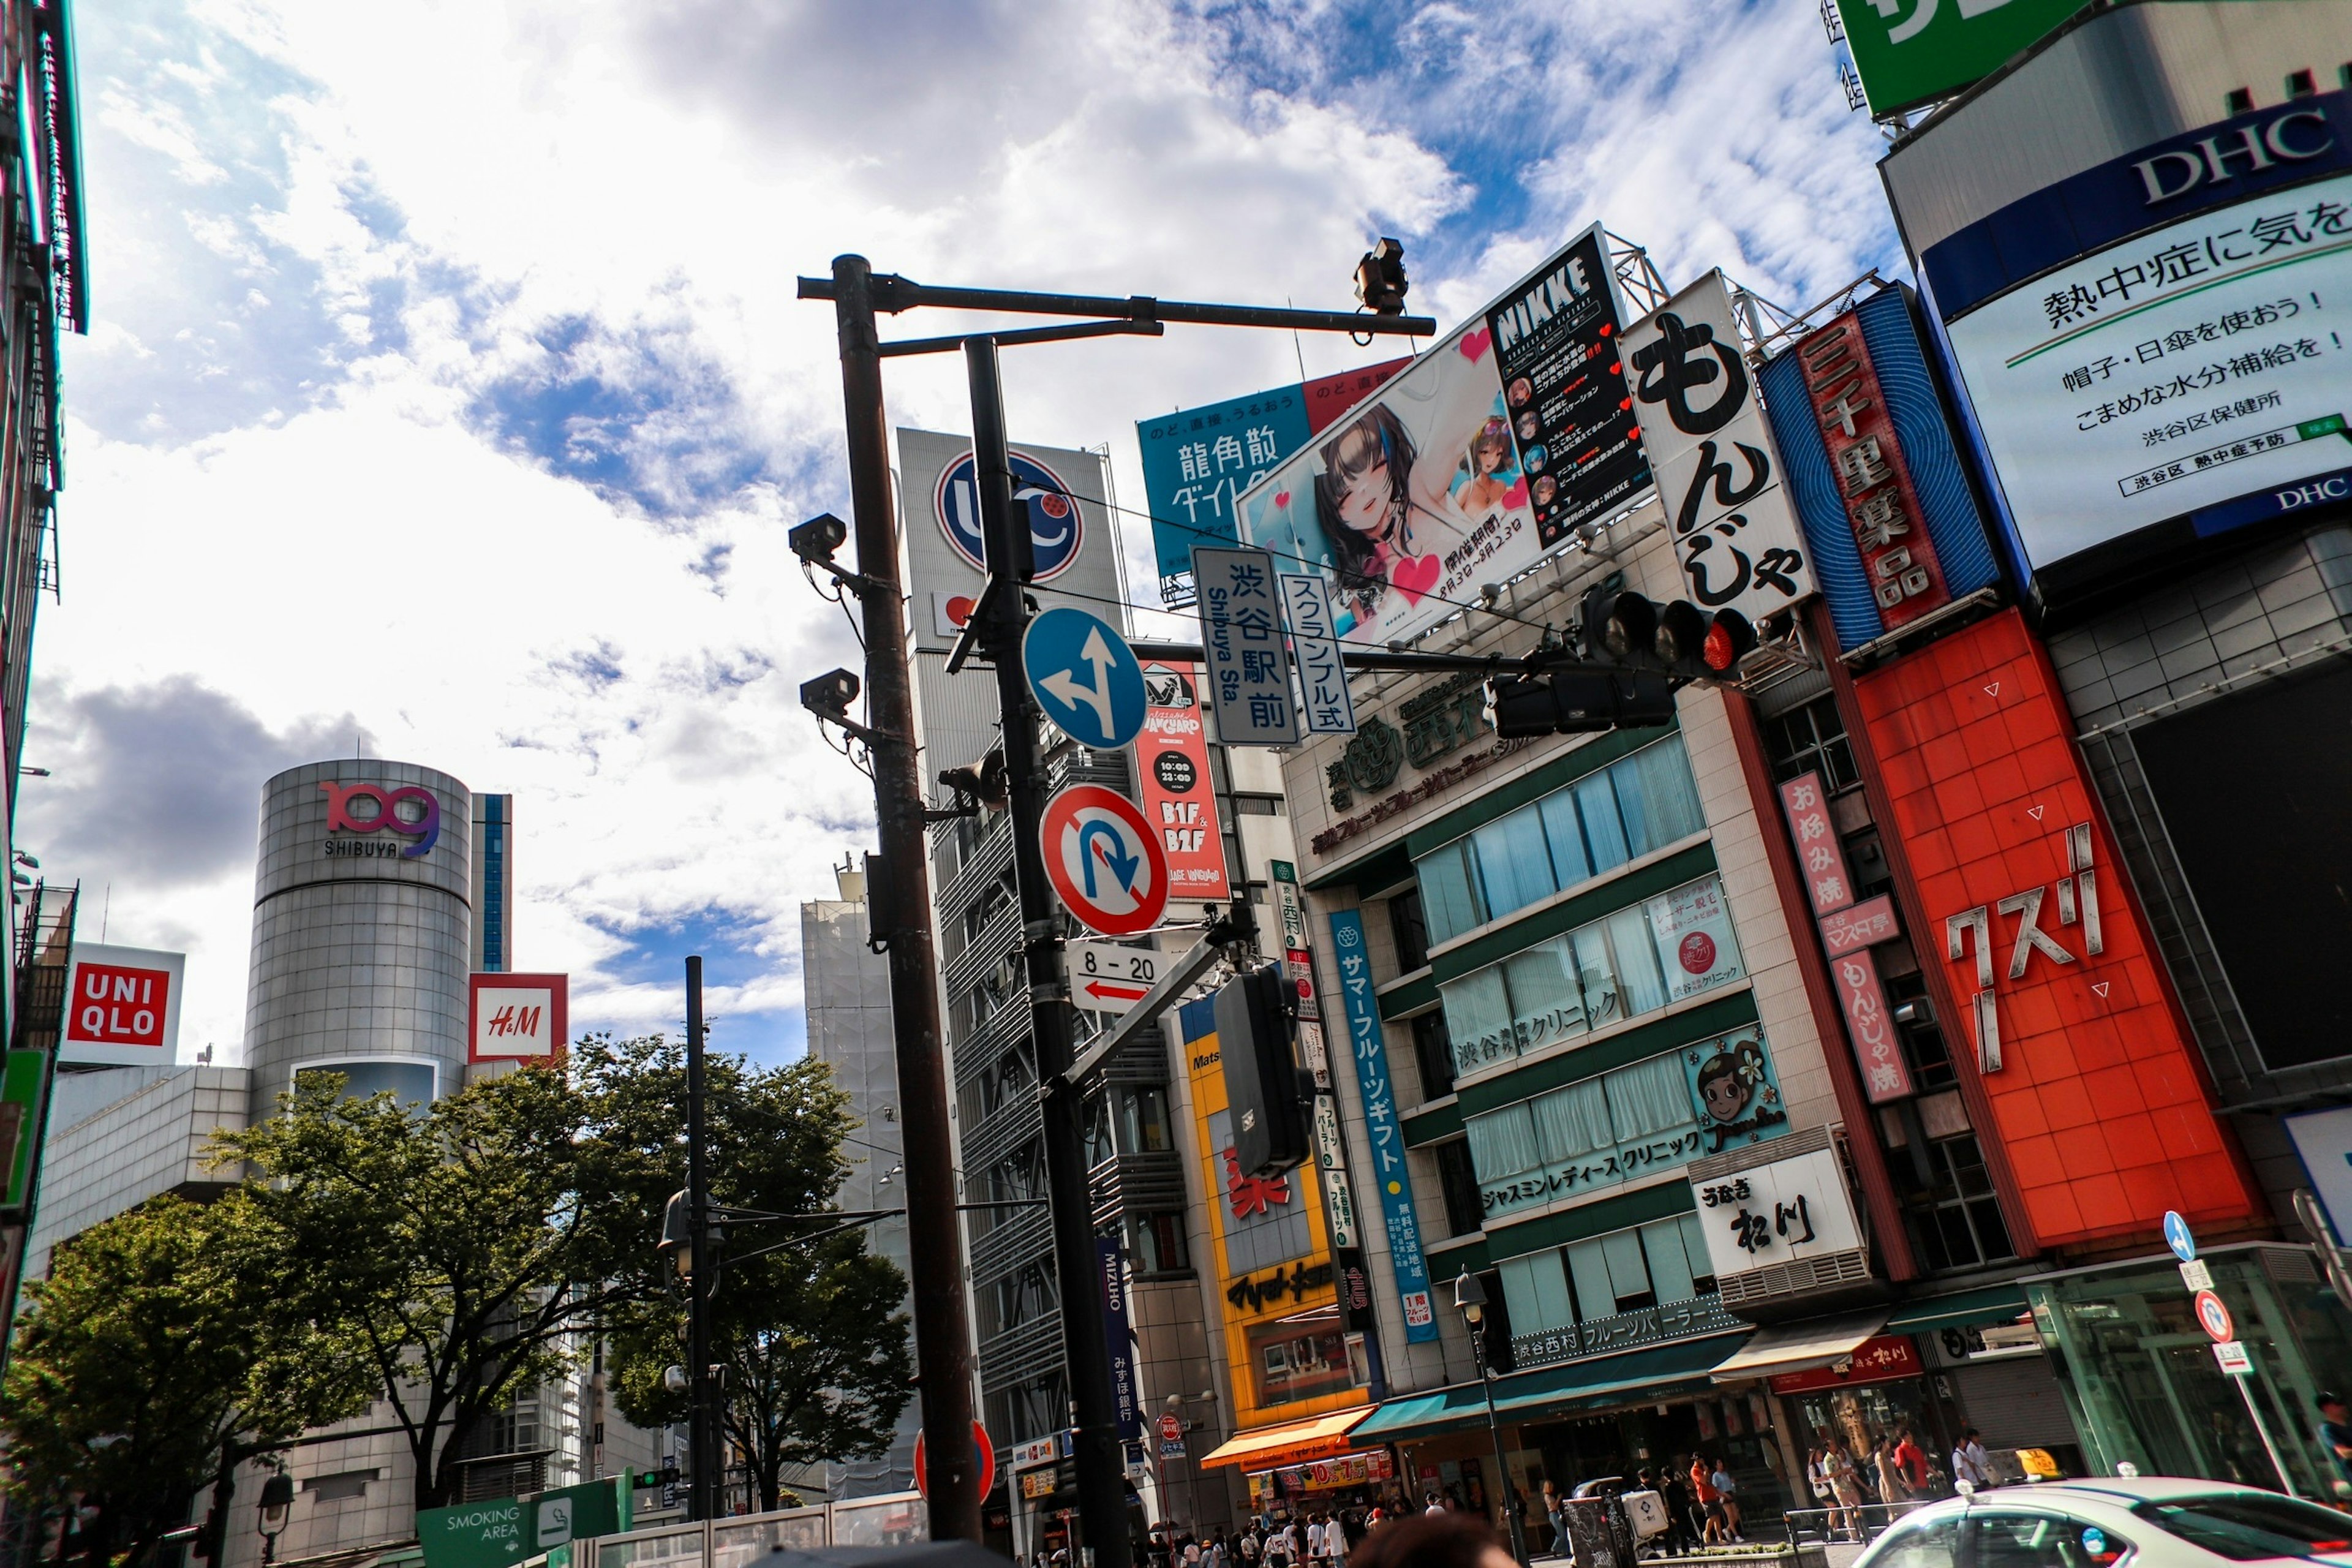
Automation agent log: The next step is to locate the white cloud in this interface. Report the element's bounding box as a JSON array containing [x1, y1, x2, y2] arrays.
[[47, 0, 1898, 1063]]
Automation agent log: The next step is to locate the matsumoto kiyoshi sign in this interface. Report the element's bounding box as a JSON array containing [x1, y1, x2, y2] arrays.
[[1944, 171, 2352, 578]]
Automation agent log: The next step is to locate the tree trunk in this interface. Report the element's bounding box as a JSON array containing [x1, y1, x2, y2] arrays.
[[200, 1441, 239, 1568]]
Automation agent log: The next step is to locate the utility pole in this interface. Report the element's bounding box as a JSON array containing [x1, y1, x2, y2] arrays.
[[826, 255, 984, 1541], [966, 335, 1132, 1568], [685, 955, 717, 1521]]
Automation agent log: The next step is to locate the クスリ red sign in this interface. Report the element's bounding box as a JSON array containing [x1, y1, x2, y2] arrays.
[[1768, 1334, 1923, 1395], [66, 963, 172, 1048]]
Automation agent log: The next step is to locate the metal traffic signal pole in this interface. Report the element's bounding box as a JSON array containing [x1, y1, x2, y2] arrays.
[[802, 255, 1433, 1554], [965, 335, 1134, 1568], [685, 956, 717, 1521], [824, 256, 985, 1542]]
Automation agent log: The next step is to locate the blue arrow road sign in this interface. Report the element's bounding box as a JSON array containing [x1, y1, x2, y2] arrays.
[[2164, 1210, 2197, 1263], [1023, 606, 1147, 751]]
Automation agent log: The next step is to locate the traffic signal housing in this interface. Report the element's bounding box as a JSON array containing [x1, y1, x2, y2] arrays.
[[1488, 668, 1676, 738], [1216, 963, 1307, 1180], [1579, 587, 1755, 684]]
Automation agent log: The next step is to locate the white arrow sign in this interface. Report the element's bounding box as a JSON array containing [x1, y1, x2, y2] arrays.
[[1041, 625, 1120, 741]]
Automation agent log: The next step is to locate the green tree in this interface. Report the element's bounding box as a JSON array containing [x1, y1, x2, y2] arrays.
[[213, 1064, 649, 1510], [0, 1192, 370, 1567], [582, 1034, 911, 1509]]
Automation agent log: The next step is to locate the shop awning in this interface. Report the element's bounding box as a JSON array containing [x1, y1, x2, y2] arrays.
[[1709, 1310, 1889, 1383], [1351, 1332, 1748, 1443], [1198, 1406, 1374, 1471], [1883, 1283, 2029, 1336]]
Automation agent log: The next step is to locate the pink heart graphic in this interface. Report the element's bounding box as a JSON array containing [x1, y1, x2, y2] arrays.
[[1273, 490, 1291, 509], [1458, 329, 1491, 361], [1391, 552, 1441, 606], [1504, 478, 1528, 508]]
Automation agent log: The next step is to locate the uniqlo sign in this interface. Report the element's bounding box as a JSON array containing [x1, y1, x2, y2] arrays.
[[469, 973, 569, 1063], [61, 943, 185, 1066]]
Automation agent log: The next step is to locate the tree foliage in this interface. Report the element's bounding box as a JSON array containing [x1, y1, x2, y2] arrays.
[[586, 1035, 911, 1510], [213, 1063, 650, 1510], [0, 1192, 371, 1566]]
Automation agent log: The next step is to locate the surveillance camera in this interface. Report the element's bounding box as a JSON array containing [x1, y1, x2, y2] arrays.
[[800, 669, 861, 722], [790, 512, 850, 565]]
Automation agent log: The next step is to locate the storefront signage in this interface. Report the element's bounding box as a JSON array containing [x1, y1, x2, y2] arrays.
[[60, 943, 185, 1066], [933, 447, 1085, 580], [1622, 269, 1815, 627], [1099, 1237, 1142, 1439], [1831, 0, 2077, 118], [1691, 1143, 1864, 1286], [1765, 1333, 1923, 1395], [1855, 610, 2267, 1248], [1831, 949, 1912, 1103], [1009, 1436, 1059, 1470], [469, 973, 569, 1063], [1512, 1293, 1744, 1371], [1820, 895, 1899, 955], [1193, 545, 1299, 746], [2283, 1107, 2352, 1245], [1324, 674, 1498, 812], [1281, 573, 1357, 735], [1793, 309, 1949, 627], [1313, 1095, 1357, 1247], [1283, 1451, 1396, 1490], [0, 1050, 46, 1212], [1242, 225, 1648, 651], [1779, 772, 1857, 916], [1329, 910, 1439, 1343], [1137, 663, 1232, 902], [320, 779, 442, 859], [1945, 821, 2103, 1074]]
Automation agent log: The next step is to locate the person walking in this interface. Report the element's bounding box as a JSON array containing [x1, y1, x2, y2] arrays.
[[1952, 1428, 1991, 1490], [1893, 1429, 1929, 1499], [1710, 1457, 1744, 1543], [1874, 1437, 1908, 1510], [1539, 1480, 1566, 1556], [1659, 1459, 1696, 1556], [1825, 1444, 1865, 1541], [1689, 1455, 1724, 1546]]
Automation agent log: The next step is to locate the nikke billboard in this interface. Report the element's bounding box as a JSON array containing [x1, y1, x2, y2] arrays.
[[61, 943, 186, 1066], [1239, 224, 1648, 649]]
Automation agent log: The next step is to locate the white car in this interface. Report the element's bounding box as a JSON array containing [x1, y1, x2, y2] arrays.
[[1853, 1477, 2352, 1568]]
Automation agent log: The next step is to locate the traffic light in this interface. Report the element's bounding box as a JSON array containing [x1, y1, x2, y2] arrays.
[[1216, 963, 1306, 1180], [1579, 587, 1755, 684], [1488, 668, 1676, 738], [1354, 238, 1409, 315]]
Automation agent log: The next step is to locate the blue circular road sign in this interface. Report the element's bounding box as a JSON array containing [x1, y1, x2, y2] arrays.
[[933, 449, 1085, 579], [1023, 607, 1147, 751], [2164, 1210, 2198, 1263]]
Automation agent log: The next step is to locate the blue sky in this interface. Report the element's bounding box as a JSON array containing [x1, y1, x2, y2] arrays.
[[23, 0, 1901, 1064]]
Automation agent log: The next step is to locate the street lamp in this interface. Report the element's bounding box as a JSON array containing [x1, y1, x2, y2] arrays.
[[1452, 1270, 1528, 1567], [257, 1469, 295, 1566]]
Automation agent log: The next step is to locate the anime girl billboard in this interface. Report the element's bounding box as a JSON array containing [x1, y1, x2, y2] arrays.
[[1239, 223, 1649, 646]]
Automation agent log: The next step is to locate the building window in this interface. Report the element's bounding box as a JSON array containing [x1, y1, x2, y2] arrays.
[[1411, 1011, 1455, 1102], [1414, 735, 1708, 945], [1118, 1086, 1172, 1154], [1907, 1133, 2017, 1272], [1496, 1212, 1718, 1336], [1389, 888, 1430, 973], [1438, 874, 1746, 1076], [1433, 1139, 1483, 1238], [295, 1060, 435, 1107], [1127, 1211, 1190, 1275], [1883, 970, 1956, 1092], [1461, 1028, 1784, 1222], [307, 1469, 377, 1502], [1764, 695, 1859, 791]]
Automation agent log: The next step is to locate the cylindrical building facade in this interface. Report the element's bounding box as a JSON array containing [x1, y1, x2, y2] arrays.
[[244, 759, 473, 1122]]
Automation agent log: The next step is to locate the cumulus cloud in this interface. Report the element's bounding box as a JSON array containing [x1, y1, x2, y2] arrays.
[[50, 0, 1899, 1065]]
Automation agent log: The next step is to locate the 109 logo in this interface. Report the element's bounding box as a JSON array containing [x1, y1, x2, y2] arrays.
[[319, 781, 442, 859]]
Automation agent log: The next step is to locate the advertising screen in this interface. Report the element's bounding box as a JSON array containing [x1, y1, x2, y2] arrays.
[[1943, 172, 2352, 583], [1239, 224, 1648, 648], [1831, 0, 2079, 118]]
